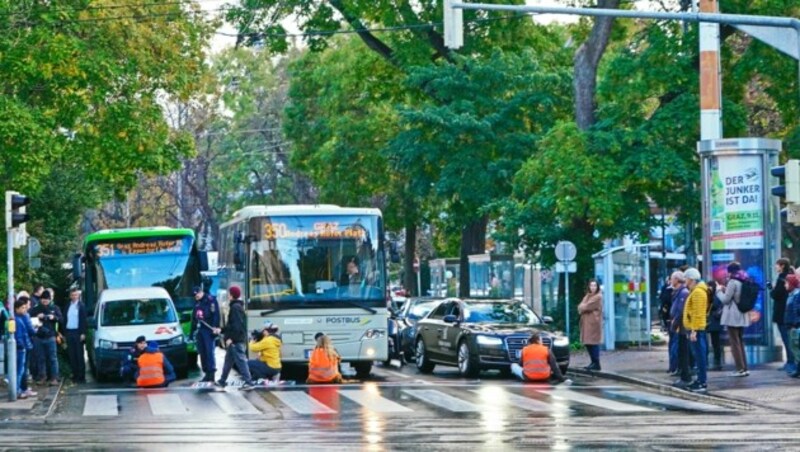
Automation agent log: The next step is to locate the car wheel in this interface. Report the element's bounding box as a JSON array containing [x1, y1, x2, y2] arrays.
[[354, 362, 373, 379], [416, 339, 435, 373], [403, 345, 416, 364], [457, 341, 480, 378]]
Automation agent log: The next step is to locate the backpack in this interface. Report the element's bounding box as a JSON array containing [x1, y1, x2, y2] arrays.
[[737, 279, 760, 313]]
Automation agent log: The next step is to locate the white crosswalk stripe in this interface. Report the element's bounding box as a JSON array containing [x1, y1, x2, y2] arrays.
[[403, 389, 481, 412], [539, 388, 656, 412], [271, 391, 337, 414], [607, 390, 730, 412], [148, 393, 190, 416], [83, 395, 119, 416], [470, 389, 557, 412], [209, 392, 261, 415], [339, 389, 413, 413]]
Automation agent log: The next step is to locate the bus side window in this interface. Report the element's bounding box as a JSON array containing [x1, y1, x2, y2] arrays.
[[234, 232, 245, 272]]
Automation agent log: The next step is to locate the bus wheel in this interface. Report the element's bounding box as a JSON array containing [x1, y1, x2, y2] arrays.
[[353, 362, 372, 379]]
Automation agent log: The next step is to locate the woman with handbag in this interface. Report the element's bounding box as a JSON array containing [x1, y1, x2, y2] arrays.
[[578, 279, 603, 371]]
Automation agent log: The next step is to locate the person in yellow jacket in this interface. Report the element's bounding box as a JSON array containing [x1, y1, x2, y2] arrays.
[[510, 333, 569, 385], [683, 268, 708, 393], [306, 333, 343, 384], [248, 321, 282, 382]]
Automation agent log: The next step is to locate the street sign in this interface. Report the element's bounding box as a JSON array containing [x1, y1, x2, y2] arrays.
[[29, 258, 41, 269], [26, 237, 40, 258], [555, 241, 577, 262], [788, 204, 800, 225], [555, 261, 577, 273]]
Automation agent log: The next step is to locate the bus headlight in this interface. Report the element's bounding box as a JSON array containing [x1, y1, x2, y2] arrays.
[[168, 335, 185, 346], [98, 339, 115, 350], [360, 329, 386, 341]]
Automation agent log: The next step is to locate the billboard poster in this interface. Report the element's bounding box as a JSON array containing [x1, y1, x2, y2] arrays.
[[708, 154, 766, 343]]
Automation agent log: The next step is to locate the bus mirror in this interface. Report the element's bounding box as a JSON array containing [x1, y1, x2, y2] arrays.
[[198, 251, 210, 272], [71, 253, 83, 280]]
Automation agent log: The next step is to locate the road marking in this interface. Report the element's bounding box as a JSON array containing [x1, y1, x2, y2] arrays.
[[339, 390, 413, 413], [380, 369, 412, 379], [469, 389, 554, 412], [403, 389, 481, 412], [271, 391, 337, 414], [209, 392, 261, 415], [607, 390, 729, 412], [83, 395, 118, 416], [539, 389, 655, 412], [148, 394, 189, 415]]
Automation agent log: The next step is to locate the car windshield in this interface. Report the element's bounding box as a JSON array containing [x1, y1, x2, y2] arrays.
[[462, 301, 542, 325], [101, 298, 177, 327], [407, 301, 439, 320]]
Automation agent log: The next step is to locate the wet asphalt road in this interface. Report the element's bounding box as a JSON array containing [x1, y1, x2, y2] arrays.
[[3, 362, 800, 450]]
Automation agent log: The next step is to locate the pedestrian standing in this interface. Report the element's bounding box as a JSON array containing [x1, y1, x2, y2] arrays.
[[215, 286, 254, 390], [783, 275, 800, 378], [683, 268, 708, 393], [578, 279, 603, 371], [769, 258, 795, 373], [706, 281, 724, 371], [669, 271, 692, 388], [664, 274, 681, 374], [64, 288, 88, 384], [14, 297, 38, 399], [28, 285, 45, 384], [29, 290, 62, 386], [717, 262, 751, 377], [190, 285, 220, 382]]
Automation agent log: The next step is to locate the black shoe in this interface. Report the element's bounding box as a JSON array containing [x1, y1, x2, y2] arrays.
[[789, 368, 800, 378], [240, 382, 255, 391], [214, 380, 226, 388], [589, 363, 601, 371], [672, 379, 691, 389], [202, 374, 215, 382], [687, 381, 707, 393]]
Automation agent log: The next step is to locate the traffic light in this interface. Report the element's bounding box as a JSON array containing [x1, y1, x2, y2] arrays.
[[5, 191, 30, 231], [771, 159, 800, 204]]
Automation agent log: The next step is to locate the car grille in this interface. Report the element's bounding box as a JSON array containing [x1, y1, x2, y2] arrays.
[[116, 339, 173, 350], [505, 335, 551, 362]]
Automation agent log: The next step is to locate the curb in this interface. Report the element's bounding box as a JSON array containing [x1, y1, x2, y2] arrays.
[[568, 368, 753, 411]]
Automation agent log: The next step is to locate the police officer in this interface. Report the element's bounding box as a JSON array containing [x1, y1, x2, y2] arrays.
[[190, 285, 220, 382]]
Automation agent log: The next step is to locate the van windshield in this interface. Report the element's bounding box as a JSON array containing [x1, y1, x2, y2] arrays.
[[101, 298, 177, 327]]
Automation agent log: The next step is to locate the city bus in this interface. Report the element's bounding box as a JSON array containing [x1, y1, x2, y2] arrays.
[[218, 205, 389, 378], [73, 227, 208, 376]]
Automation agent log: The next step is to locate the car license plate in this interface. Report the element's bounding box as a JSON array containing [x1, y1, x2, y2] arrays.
[[515, 350, 522, 359], [304, 349, 312, 359]]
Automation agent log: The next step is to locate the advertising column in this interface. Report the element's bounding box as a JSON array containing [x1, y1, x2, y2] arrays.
[[699, 138, 781, 362]]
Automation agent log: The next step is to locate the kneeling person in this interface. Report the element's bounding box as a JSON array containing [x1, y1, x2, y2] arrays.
[[307, 333, 343, 384], [510, 333, 569, 384], [248, 322, 282, 381], [136, 341, 176, 388], [120, 336, 147, 383]]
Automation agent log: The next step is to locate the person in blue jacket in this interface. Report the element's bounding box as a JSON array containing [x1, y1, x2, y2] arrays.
[[190, 285, 220, 382], [14, 297, 38, 399]]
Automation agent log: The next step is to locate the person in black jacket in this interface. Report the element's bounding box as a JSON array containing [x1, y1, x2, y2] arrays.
[[64, 288, 88, 384], [214, 286, 254, 390], [770, 258, 795, 372], [29, 290, 63, 385]]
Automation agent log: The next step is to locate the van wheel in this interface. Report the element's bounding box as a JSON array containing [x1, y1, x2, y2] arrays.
[[354, 362, 372, 379]]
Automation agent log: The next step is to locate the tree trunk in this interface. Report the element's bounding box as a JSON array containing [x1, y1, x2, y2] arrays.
[[403, 220, 418, 296], [573, 0, 620, 131], [459, 215, 488, 298]]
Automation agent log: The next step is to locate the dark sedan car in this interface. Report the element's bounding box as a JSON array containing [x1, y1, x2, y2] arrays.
[[414, 298, 570, 378], [396, 297, 443, 363]]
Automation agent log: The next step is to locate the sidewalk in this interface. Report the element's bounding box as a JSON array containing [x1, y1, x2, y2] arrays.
[[0, 378, 62, 421], [568, 345, 800, 411]]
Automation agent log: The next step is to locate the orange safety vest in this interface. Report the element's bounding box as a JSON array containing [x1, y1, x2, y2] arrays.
[[307, 348, 341, 383], [521, 344, 551, 381], [137, 352, 166, 387]]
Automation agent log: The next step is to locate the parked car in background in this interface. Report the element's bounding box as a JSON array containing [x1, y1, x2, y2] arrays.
[[396, 297, 444, 363], [414, 298, 569, 378]]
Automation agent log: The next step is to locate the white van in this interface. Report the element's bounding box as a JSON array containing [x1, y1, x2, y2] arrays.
[[90, 287, 187, 381]]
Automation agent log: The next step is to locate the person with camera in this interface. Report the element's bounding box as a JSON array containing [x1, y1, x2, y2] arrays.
[[120, 336, 148, 383], [248, 321, 282, 382], [29, 290, 62, 386], [215, 286, 255, 390]]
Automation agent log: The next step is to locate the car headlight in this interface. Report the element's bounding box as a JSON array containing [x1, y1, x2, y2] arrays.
[[553, 336, 569, 347], [360, 329, 386, 340], [168, 335, 185, 346], [98, 339, 115, 350], [476, 335, 503, 346]]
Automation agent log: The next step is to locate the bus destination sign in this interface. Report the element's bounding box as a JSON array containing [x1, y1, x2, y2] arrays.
[[263, 222, 366, 241], [94, 239, 185, 257]]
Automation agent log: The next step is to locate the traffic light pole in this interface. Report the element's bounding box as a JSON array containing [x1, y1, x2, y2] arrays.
[[6, 227, 17, 401]]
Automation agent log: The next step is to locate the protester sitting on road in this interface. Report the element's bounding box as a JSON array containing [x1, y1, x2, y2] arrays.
[[784, 274, 800, 378], [510, 332, 570, 385], [14, 297, 38, 400], [248, 321, 282, 382], [120, 336, 148, 382], [136, 341, 176, 388], [307, 334, 343, 384]]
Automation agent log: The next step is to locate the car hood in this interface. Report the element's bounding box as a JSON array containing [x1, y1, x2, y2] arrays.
[[462, 323, 558, 337]]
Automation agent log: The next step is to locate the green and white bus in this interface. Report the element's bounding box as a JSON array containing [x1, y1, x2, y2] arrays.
[[74, 227, 208, 374], [218, 205, 389, 378]]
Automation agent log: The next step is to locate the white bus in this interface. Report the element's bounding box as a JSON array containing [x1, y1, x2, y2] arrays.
[[218, 205, 389, 378]]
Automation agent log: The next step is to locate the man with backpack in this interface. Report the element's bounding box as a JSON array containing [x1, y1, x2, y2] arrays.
[[717, 261, 753, 377]]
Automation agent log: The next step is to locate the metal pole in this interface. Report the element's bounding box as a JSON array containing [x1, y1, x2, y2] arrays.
[[7, 228, 17, 401], [417, 270, 422, 298], [565, 267, 570, 340]]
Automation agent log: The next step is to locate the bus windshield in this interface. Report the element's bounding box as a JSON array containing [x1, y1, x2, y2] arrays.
[[90, 236, 193, 296], [248, 214, 385, 307]]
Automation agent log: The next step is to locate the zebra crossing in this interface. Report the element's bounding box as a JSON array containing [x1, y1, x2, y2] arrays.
[[75, 384, 730, 419]]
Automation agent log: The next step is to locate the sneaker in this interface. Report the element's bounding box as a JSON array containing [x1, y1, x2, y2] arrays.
[[214, 380, 226, 388], [668, 370, 680, 376], [17, 392, 28, 400], [671, 379, 691, 389], [735, 370, 749, 377], [240, 382, 255, 391], [23, 389, 38, 397], [48, 379, 59, 386], [687, 381, 707, 393]]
